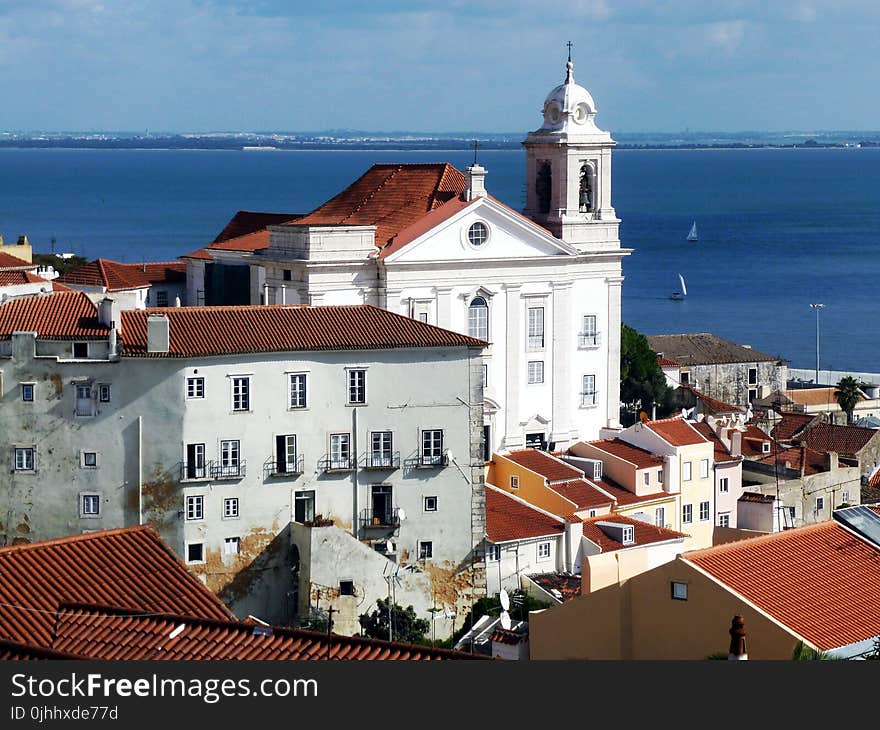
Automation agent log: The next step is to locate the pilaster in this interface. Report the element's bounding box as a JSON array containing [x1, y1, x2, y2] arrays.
[[550, 281, 573, 446], [606, 276, 623, 428], [503, 284, 524, 449]]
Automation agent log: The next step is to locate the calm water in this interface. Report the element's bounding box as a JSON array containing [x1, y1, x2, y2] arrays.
[[0, 147, 878, 371]]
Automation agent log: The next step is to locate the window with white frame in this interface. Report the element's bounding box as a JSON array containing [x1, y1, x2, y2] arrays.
[[682, 461, 692, 481], [289, 373, 307, 409], [510, 475, 519, 490], [682, 503, 693, 524], [421, 429, 444, 466], [224, 537, 241, 555], [231, 377, 250, 411], [699, 501, 710, 521], [219, 440, 240, 476], [424, 496, 437, 512], [74, 384, 95, 417], [486, 544, 500, 562], [699, 459, 709, 479], [330, 433, 351, 470], [275, 434, 298, 473], [581, 314, 598, 346], [815, 496, 825, 514], [13, 447, 34, 471], [347, 369, 366, 404], [537, 542, 551, 560], [762, 441, 771, 454], [419, 541, 433, 560], [185, 495, 204, 521], [187, 543, 204, 564], [20, 383, 34, 402], [467, 222, 489, 246], [98, 384, 111, 403], [657, 469, 663, 484], [371, 431, 393, 467], [224, 497, 239, 519], [643, 472, 650, 486], [655, 507, 665, 527], [527, 306, 544, 349], [468, 296, 489, 340], [81, 451, 98, 468], [718, 512, 730, 528], [719, 477, 729, 493], [527, 360, 544, 384], [187, 377, 205, 399], [80, 494, 100, 517], [294, 491, 315, 523], [748, 367, 758, 385], [582, 374, 597, 406], [622, 526, 635, 545]]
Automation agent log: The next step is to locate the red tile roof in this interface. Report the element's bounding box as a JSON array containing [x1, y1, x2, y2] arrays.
[[868, 467, 880, 489], [380, 196, 474, 259], [739, 424, 773, 457], [584, 438, 665, 469], [590, 476, 669, 507], [0, 290, 108, 340], [646, 417, 708, 446], [291, 163, 467, 250], [690, 422, 741, 463], [485, 486, 564, 543], [680, 384, 743, 414], [0, 252, 36, 269], [797, 422, 879, 456], [120, 304, 485, 357], [786, 387, 862, 407], [213, 211, 302, 243], [686, 521, 880, 650], [738, 491, 775, 504], [581, 514, 687, 553], [0, 639, 83, 661], [0, 270, 53, 287], [0, 526, 232, 649], [552, 479, 616, 510], [59, 259, 185, 291], [503, 449, 584, 483], [206, 229, 270, 253], [529, 573, 581, 602], [771, 412, 816, 442], [48, 605, 483, 661], [755, 445, 829, 476], [656, 355, 680, 368]]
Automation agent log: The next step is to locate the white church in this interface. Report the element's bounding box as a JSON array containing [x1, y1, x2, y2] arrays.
[[185, 58, 629, 452]]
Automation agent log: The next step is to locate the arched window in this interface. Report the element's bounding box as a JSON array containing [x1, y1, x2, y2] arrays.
[[468, 296, 489, 340], [536, 162, 552, 215], [579, 163, 594, 213]]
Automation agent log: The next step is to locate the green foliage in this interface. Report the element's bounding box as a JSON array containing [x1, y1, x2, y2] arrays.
[[620, 324, 677, 425], [32, 253, 87, 276], [835, 376, 863, 424], [358, 599, 429, 644], [451, 591, 550, 645], [706, 652, 729, 660], [792, 640, 840, 660]]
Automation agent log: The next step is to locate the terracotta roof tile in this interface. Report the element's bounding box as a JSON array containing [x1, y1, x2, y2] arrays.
[[797, 422, 878, 456], [589, 476, 669, 507], [529, 573, 581, 602], [49, 605, 483, 661], [0, 526, 232, 648], [584, 438, 665, 468], [738, 491, 776, 503], [0, 290, 108, 340], [646, 333, 783, 365], [552, 479, 616, 510], [771, 412, 816, 441], [755, 445, 829, 475], [0, 639, 84, 661], [503, 449, 584, 483], [656, 355, 680, 368], [213, 211, 302, 243], [0, 270, 52, 287], [59, 259, 185, 291], [120, 304, 485, 357], [581, 514, 687, 552], [739, 424, 774, 457], [0, 252, 36, 269], [645, 417, 708, 447], [485, 486, 564, 543], [205, 229, 270, 253], [690, 422, 741, 463], [786, 387, 863, 407], [680, 384, 743, 414], [686, 521, 880, 650]]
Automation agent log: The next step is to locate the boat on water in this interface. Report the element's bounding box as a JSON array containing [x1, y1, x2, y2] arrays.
[[671, 273, 687, 300], [686, 221, 698, 242]]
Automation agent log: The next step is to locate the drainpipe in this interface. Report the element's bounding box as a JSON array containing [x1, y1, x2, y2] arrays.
[[352, 407, 359, 538], [137, 415, 143, 525]]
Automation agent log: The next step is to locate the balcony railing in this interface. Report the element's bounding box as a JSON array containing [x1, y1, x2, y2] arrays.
[[263, 455, 305, 478], [581, 392, 598, 407], [360, 507, 400, 530], [179, 461, 211, 482], [319, 455, 353, 473], [405, 451, 449, 469], [578, 332, 601, 348], [210, 461, 246, 480], [361, 451, 400, 470]]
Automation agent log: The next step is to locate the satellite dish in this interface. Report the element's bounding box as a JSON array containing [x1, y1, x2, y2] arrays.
[[500, 611, 512, 630], [397, 508, 406, 522], [499, 588, 510, 611]]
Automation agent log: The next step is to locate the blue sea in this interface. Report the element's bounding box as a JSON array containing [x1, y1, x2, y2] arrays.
[[0, 147, 877, 371]]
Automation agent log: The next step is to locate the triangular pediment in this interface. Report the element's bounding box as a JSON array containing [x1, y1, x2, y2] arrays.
[[383, 196, 578, 264]]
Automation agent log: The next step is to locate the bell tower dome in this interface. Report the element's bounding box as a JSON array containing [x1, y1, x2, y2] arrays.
[[523, 53, 619, 250]]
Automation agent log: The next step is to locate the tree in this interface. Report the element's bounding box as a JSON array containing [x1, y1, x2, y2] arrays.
[[358, 599, 429, 644], [620, 324, 676, 425], [32, 253, 87, 276], [835, 376, 863, 424], [792, 640, 840, 660]]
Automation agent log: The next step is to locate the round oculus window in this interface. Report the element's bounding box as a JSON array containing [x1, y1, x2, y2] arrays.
[[467, 221, 489, 247]]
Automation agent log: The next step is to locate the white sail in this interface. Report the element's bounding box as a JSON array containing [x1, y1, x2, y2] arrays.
[[687, 221, 698, 241], [678, 273, 687, 296]]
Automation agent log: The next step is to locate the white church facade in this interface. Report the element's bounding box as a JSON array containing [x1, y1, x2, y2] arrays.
[[187, 59, 629, 452]]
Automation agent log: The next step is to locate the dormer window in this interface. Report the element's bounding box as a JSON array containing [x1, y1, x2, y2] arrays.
[[762, 442, 771, 454], [622, 526, 635, 545]]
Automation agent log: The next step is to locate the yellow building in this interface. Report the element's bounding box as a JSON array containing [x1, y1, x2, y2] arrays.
[[0, 234, 33, 264]]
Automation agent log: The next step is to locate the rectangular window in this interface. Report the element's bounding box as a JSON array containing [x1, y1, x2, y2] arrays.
[[644, 472, 650, 486], [21, 384, 34, 402], [418, 312, 428, 323], [187, 377, 205, 399], [294, 490, 316, 523], [683, 461, 692, 481], [156, 291, 169, 308], [582, 375, 597, 406], [283, 269, 292, 282], [581, 314, 598, 346], [187, 543, 204, 564], [75, 384, 94, 417], [680, 372, 690, 385], [655, 507, 665, 527], [289, 373, 307, 409], [348, 369, 366, 404], [224, 497, 239, 519], [98, 384, 111, 403], [671, 581, 688, 601], [13, 447, 34, 471], [330, 433, 351, 470], [527, 306, 544, 349], [527, 360, 544, 384], [185, 443, 206, 479], [682, 503, 693, 524], [748, 388, 758, 403], [748, 367, 758, 386], [419, 541, 433, 560], [186, 495, 204, 521], [719, 477, 729, 493], [81, 451, 98, 468], [231, 377, 250, 411], [719, 512, 730, 528], [700, 459, 709, 479], [275, 434, 298, 473], [537, 542, 551, 560], [219, 440, 240, 477], [421, 429, 444, 466], [699, 501, 710, 521], [73, 342, 88, 359], [424, 496, 438, 512], [622, 526, 635, 545], [816, 496, 825, 513], [81, 494, 100, 517], [224, 537, 240, 555], [339, 580, 354, 596], [657, 469, 664, 485], [510, 475, 520, 490], [370, 431, 393, 467], [486, 544, 500, 562]]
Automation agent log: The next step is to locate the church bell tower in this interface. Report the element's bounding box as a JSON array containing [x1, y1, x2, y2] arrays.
[[523, 53, 619, 250]]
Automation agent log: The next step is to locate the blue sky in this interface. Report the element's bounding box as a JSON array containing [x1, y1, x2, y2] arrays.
[[0, 1, 877, 133]]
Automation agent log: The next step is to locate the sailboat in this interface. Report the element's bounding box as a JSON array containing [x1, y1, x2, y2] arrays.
[[671, 273, 687, 301], [686, 221, 698, 242]]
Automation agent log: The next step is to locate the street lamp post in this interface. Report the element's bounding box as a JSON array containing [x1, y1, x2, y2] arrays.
[[809, 303, 825, 383]]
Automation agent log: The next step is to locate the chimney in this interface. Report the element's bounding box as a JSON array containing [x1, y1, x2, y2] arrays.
[[97, 297, 119, 329], [730, 431, 742, 458], [16, 235, 28, 246], [146, 313, 170, 353], [728, 615, 748, 660], [826, 451, 838, 472], [108, 327, 118, 360], [465, 163, 487, 201], [564, 518, 584, 573]]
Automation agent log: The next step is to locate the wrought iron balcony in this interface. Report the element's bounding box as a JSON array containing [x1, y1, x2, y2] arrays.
[[581, 392, 598, 407], [360, 507, 400, 530], [578, 332, 601, 348], [361, 451, 400, 470], [404, 451, 449, 469], [210, 461, 246, 480], [179, 461, 212, 482], [263, 455, 305, 478], [319, 455, 353, 473]]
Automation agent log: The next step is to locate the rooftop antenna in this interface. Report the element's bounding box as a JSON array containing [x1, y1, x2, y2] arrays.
[[326, 605, 335, 660], [472, 139, 479, 167], [499, 588, 512, 630]]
